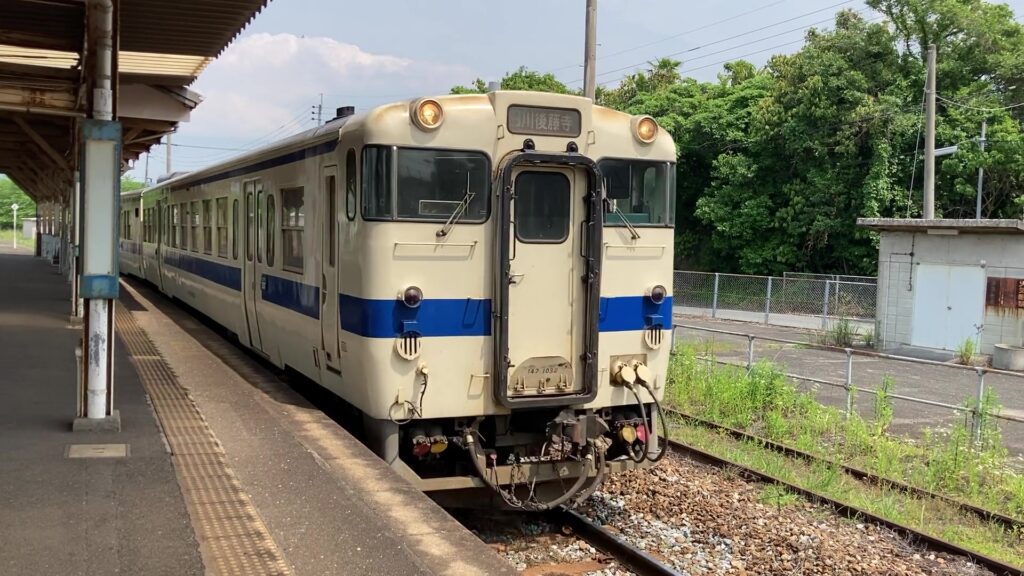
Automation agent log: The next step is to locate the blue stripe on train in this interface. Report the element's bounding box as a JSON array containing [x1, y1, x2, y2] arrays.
[[337, 294, 672, 338], [261, 274, 320, 319], [597, 295, 673, 332], [162, 250, 242, 291], [339, 294, 491, 338]]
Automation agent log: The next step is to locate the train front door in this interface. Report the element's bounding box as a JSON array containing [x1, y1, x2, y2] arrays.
[[243, 179, 264, 352], [496, 163, 600, 407], [319, 165, 341, 373]]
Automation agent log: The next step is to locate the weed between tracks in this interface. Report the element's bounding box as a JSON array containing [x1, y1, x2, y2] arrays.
[[665, 345, 1024, 566]]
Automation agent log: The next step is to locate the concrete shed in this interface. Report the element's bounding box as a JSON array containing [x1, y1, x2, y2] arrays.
[[857, 218, 1024, 357], [21, 217, 36, 239]]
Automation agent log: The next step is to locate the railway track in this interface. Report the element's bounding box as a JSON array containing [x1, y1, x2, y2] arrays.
[[663, 425, 1023, 576], [553, 507, 682, 576], [665, 408, 1024, 532]]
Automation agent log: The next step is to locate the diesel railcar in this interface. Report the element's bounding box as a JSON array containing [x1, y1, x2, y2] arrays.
[[119, 90, 676, 509]]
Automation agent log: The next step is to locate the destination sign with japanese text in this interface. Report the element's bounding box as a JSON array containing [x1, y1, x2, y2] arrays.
[[507, 106, 581, 137]]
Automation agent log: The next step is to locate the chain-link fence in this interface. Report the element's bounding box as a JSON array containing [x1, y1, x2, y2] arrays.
[[674, 270, 877, 330]]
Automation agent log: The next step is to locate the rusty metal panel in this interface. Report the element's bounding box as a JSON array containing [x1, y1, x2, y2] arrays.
[[986, 277, 1024, 311]]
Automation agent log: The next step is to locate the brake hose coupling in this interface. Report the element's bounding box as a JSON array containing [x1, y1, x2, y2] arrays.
[[613, 361, 636, 386], [630, 360, 653, 386]]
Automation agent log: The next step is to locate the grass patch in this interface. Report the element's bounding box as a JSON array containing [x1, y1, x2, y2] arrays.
[[0, 228, 34, 252], [666, 344, 1024, 523]]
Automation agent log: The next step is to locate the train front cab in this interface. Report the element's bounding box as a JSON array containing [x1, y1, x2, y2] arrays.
[[345, 93, 676, 507]]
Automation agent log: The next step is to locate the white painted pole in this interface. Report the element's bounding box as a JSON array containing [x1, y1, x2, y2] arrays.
[[86, 299, 109, 418], [11, 203, 18, 250]]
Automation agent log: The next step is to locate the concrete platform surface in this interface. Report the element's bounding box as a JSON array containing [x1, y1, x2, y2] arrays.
[[0, 251, 204, 576], [0, 250, 514, 576]]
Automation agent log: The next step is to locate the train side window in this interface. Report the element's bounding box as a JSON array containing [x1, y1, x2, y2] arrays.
[[280, 187, 304, 272], [345, 149, 357, 221], [190, 200, 201, 252], [181, 203, 189, 251], [361, 146, 392, 219], [266, 194, 276, 267], [256, 182, 263, 264], [171, 205, 179, 248], [244, 182, 254, 261], [216, 198, 228, 257], [232, 199, 239, 260], [202, 199, 213, 254]]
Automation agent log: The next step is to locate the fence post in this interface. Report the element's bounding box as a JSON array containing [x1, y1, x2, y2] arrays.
[[972, 368, 986, 444], [746, 335, 755, 372], [844, 348, 853, 417], [764, 277, 772, 325], [821, 280, 831, 330], [711, 273, 720, 319]]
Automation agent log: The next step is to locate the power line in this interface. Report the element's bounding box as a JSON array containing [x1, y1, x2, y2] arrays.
[[937, 95, 1024, 112], [546, 0, 792, 74], [570, 0, 857, 84], [599, 14, 884, 87]]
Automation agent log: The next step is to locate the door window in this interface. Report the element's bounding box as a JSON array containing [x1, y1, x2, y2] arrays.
[[514, 171, 571, 243], [326, 174, 337, 265], [345, 149, 357, 221]]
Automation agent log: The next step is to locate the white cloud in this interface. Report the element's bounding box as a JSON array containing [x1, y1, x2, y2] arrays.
[[183, 33, 472, 140]]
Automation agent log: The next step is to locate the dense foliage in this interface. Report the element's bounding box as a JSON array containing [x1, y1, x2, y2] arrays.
[[0, 177, 35, 228], [453, 0, 1024, 275]]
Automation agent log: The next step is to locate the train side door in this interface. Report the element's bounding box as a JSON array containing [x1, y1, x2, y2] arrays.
[[243, 179, 264, 351], [319, 165, 341, 373]]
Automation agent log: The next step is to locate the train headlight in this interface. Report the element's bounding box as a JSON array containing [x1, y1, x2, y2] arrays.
[[411, 98, 444, 131], [647, 284, 667, 305], [402, 286, 424, 308], [632, 115, 658, 144]]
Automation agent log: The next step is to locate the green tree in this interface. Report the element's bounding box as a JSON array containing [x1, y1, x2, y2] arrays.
[[451, 66, 570, 94], [121, 175, 146, 192], [0, 176, 36, 228]]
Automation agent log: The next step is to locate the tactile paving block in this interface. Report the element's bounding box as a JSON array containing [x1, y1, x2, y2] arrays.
[[116, 303, 292, 576]]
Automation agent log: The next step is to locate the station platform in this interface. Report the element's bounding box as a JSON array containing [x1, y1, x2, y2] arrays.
[[0, 248, 514, 576]]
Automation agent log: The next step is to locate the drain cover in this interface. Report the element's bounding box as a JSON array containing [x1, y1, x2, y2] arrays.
[[67, 444, 129, 458]]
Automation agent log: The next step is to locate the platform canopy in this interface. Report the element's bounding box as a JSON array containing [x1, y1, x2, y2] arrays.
[[0, 0, 271, 202]]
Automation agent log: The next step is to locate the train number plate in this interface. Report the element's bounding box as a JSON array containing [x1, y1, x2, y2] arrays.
[[510, 356, 577, 396]]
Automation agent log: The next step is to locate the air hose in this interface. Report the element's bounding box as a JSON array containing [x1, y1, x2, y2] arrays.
[[624, 383, 649, 463], [464, 421, 593, 512], [571, 442, 607, 506]]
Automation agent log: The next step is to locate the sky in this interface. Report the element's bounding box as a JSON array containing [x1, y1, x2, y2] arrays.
[[127, 0, 1024, 182]]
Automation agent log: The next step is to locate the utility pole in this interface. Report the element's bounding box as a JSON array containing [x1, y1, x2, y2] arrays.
[[583, 0, 597, 100], [923, 44, 937, 219], [144, 152, 150, 185], [166, 133, 173, 175], [975, 120, 986, 219], [312, 93, 323, 126]]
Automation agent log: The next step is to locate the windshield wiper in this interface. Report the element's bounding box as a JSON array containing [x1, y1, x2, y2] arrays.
[[436, 173, 475, 238], [608, 200, 641, 240]]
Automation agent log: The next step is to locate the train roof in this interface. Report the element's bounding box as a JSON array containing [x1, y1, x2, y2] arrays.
[[134, 110, 361, 195]]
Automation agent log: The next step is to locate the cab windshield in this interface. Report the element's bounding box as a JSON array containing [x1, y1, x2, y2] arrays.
[[362, 146, 490, 222], [599, 159, 675, 227]]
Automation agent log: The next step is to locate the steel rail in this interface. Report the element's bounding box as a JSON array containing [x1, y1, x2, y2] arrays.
[[665, 408, 1024, 531], [665, 437, 1023, 576], [554, 508, 683, 576]]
